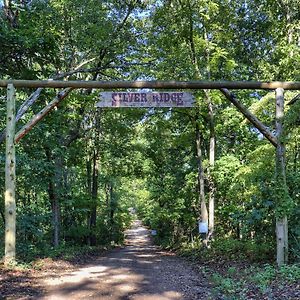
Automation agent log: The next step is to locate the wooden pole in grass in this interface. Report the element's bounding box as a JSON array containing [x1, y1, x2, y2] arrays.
[[275, 88, 288, 266], [4, 84, 16, 265]]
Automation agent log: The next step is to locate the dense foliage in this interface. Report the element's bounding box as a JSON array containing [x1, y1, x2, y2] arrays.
[[0, 0, 299, 264]]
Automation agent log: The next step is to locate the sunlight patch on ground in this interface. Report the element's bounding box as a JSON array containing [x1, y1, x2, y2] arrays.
[[105, 272, 144, 283], [108, 257, 133, 262], [135, 254, 157, 258], [117, 283, 138, 293], [131, 291, 182, 300], [43, 265, 108, 285]]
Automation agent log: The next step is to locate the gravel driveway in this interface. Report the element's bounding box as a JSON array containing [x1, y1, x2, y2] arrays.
[[39, 220, 211, 300]]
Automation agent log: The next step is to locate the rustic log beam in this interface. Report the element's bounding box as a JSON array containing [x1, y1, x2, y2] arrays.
[[15, 88, 73, 143], [220, 88, 278, 147], [4, 84, 16, 265], [0, 80, 300, 90]]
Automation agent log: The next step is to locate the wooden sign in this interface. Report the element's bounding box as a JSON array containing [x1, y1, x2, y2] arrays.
[[96, 92, 195, 108]]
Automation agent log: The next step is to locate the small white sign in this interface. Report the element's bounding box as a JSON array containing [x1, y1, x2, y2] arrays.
[[151, 230, 157, 236], [96, 92, 195, 108], [198, 221, 208, 234]]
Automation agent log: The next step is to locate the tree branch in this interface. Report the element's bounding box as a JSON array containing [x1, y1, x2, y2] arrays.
[[3, 0, 19, 27]]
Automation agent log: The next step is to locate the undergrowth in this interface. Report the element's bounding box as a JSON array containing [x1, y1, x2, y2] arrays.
[[153, 236, 300, 299], [0, 242, 117, 270], [208, 263, 300, 299], [177, 237, 274, 262]]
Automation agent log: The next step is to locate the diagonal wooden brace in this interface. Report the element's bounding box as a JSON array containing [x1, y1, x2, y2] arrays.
[[15, 88, 74, 143], [220, 88, 278, 147]]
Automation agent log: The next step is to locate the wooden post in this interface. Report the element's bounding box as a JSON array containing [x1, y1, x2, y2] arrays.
[[4, 84, 16, 265], [276, 216, 288, 266], [275, 88, 288, 266]]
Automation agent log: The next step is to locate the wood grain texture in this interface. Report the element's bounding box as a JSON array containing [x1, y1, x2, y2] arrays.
[[0, 80, 300, 89], [5, 84, 16, 265], [96, 92, 195, 107]]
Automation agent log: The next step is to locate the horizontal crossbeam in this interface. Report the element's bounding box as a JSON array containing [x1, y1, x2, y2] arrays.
[[1, 80, 300, 90]]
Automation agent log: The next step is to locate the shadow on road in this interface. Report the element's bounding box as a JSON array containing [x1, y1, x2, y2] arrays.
[[1, 220, 210, 300]]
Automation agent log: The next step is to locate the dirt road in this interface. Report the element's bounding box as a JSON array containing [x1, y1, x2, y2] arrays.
[[39, 220, 210, 300]]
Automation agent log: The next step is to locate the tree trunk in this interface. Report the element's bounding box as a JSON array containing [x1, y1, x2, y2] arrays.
[[105, 183, 110, 207], [48, 179, 60, 247], [3, 0, 19, 27], [195, 118, 208, 233], [45, 147, 61, 247], [284, 3, 294, 56], [107, 181, 116, 242], [109, 183, 115, 226], [87, 109, 101, 245], [205, 90, 216, 237], [0, 210, 5, 227], [86, 156, 92, 244], [89, 149, 98, 246], [187, 12, 214, 239]]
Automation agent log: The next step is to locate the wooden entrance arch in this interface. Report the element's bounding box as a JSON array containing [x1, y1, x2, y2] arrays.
[[2, 80, 299, 266]]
